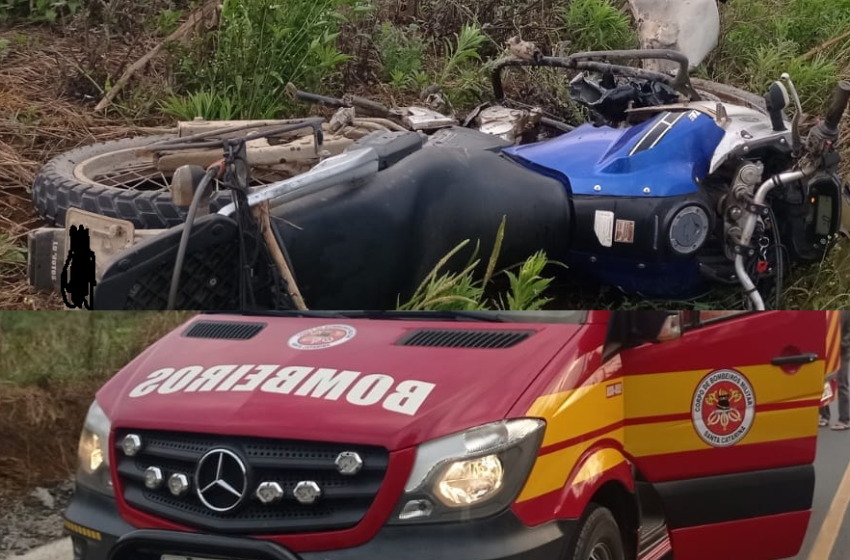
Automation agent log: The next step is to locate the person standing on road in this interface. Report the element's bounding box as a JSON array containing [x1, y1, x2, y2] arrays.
[[820, 310, 850, 430]]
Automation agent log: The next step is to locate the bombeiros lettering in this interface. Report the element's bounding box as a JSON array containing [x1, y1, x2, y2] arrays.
[[127, 365, 435, 416]]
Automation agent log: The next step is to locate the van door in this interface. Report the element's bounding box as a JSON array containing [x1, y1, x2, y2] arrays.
[[619, 310, 833, 560]]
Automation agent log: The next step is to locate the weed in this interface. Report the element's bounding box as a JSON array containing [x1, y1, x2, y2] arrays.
[[437, 23, 488, 107], [0, 38, 8, 62], [0, 235, 26, 266], [0, 312, 196, 386], [172, 0, 354, 120], [155, 8, 183, 36], [498, 252, 555, 311], [160, 90, 240, 120], [0, 0, 80, 23], [377, 22, 425, 86], [557, 0, 638, 53], [710, 0, 850, 113], [398, 217, 557, 311]]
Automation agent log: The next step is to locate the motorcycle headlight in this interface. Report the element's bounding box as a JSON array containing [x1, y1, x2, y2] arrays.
[[389, 418, 545, 524], [76, 401, 113, 496]]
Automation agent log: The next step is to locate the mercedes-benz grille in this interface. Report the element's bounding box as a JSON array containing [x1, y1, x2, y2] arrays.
[[114, 429, 389, 534]]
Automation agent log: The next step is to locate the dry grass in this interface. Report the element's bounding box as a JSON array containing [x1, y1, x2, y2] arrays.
[[0, 26, 175, 310], [0, 383, 102, 496], [0, 311, 196, 496]]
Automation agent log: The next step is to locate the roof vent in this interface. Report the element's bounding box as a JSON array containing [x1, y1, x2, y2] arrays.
[[397, 329, 533, 349], [183, 321, 266, 340]]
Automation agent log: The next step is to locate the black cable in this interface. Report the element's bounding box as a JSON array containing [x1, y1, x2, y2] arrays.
[[166, 167, 219, 310], [768, 208, 784, 309]]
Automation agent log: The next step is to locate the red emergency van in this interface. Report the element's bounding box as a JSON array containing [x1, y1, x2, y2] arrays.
[[66, 310, 840, 560]]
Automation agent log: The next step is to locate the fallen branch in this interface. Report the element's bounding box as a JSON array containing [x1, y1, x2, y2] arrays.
[[253, 201, 308, 311], [801, 28, 850, 61], [93, 0, 219, 113]]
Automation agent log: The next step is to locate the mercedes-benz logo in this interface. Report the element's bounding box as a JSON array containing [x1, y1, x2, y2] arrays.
[[195, 448, 249, 513]]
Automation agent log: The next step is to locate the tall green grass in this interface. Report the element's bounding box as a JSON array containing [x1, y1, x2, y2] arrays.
[[163, 0, 354, 120], [0, 312, 196, 387], [398, 217, 561, 311], [558, 0, 638, 52], [708, 0, 850, 112]]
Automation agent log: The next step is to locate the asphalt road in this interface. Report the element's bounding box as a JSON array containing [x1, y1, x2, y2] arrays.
[[794, 399, 850, 560], [9, 407, 850, 560]]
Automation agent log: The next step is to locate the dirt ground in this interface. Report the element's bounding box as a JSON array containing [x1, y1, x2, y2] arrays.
[[0, 478, 74, 558], [0, 383, 100, 507], [0, 24, 173, 311], [0, 383, 91, 557]]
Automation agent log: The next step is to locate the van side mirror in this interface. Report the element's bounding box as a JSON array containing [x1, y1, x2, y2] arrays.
[[604, 311, 682, 361]]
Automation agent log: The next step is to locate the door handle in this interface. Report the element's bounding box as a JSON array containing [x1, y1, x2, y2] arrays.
[[771, 353, 818, 366]]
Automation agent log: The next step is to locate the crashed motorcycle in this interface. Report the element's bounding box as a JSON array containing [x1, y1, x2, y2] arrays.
[[27, 49, 850, 310]]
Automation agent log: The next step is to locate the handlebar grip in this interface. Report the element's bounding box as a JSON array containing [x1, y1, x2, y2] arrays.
[[824, 80, 850, 131]]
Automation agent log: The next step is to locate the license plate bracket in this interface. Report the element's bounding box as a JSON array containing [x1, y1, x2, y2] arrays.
[[65, 207, 135, 278]]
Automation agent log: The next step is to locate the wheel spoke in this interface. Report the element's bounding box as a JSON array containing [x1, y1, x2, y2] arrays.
[[78, 146, 285, 195]]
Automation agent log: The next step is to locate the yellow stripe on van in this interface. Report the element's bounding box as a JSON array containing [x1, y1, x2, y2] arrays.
[[572, 448, 628, 485], [518, 361, 824, 503], [624, 406, 818, 457], [518, 429, 625, 501]]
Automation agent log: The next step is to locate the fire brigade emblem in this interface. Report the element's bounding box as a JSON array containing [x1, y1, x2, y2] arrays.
[[691, 369, 755, 447], [289, 324, 356, 350]]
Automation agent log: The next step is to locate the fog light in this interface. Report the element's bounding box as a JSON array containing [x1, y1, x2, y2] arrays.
[[335, 451, 363, 475], [168, 473, 190, 496], [144, 467, 163, 489], [122, 434, 143, 456], [256, 482, 284, 504], [293, 481, 321, 504], [399, 499, 434, 520]]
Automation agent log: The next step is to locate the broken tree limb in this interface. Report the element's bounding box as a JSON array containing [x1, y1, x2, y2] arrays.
[[253, 201, 308, 311], [801, 28, 850, 61], [93, 0, 219, 113]]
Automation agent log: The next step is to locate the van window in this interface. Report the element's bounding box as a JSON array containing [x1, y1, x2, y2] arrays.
[[684, 311, 752, 329]]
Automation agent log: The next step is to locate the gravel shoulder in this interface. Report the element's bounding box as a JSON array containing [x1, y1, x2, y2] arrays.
[[0, 478, 74, 559]]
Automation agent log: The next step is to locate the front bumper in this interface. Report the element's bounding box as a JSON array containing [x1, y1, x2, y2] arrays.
[[64, 486, 135, 560], [66, 486, 575, 560]]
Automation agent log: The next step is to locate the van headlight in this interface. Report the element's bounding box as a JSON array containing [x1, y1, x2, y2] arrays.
[[389, 418, 545, 524], [76, 401, 113, 496]]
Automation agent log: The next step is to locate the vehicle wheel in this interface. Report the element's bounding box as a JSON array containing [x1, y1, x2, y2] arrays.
[[31, 135, 288, 229], [568, 505, 625, 560]]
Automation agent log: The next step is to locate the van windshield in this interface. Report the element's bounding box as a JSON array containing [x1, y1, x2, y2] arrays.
[[208, 310, 587, 324]]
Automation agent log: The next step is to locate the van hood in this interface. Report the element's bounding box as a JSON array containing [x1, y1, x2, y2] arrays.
[[98, 315, 581, 450]]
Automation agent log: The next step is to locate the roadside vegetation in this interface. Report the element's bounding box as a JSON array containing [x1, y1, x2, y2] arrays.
[[2, 0, 850, 309], [0, 311, 196, 385], [0, 311, 195, 497]]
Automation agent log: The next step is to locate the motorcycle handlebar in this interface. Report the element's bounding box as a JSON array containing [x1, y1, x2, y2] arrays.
[[824, 80, 850, 131]]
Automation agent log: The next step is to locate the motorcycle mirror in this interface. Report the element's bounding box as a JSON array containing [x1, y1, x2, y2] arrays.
[[765, 81, 790, 132]]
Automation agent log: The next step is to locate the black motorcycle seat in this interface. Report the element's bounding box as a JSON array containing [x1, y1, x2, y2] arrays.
[[273, 145, 572, 309]]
